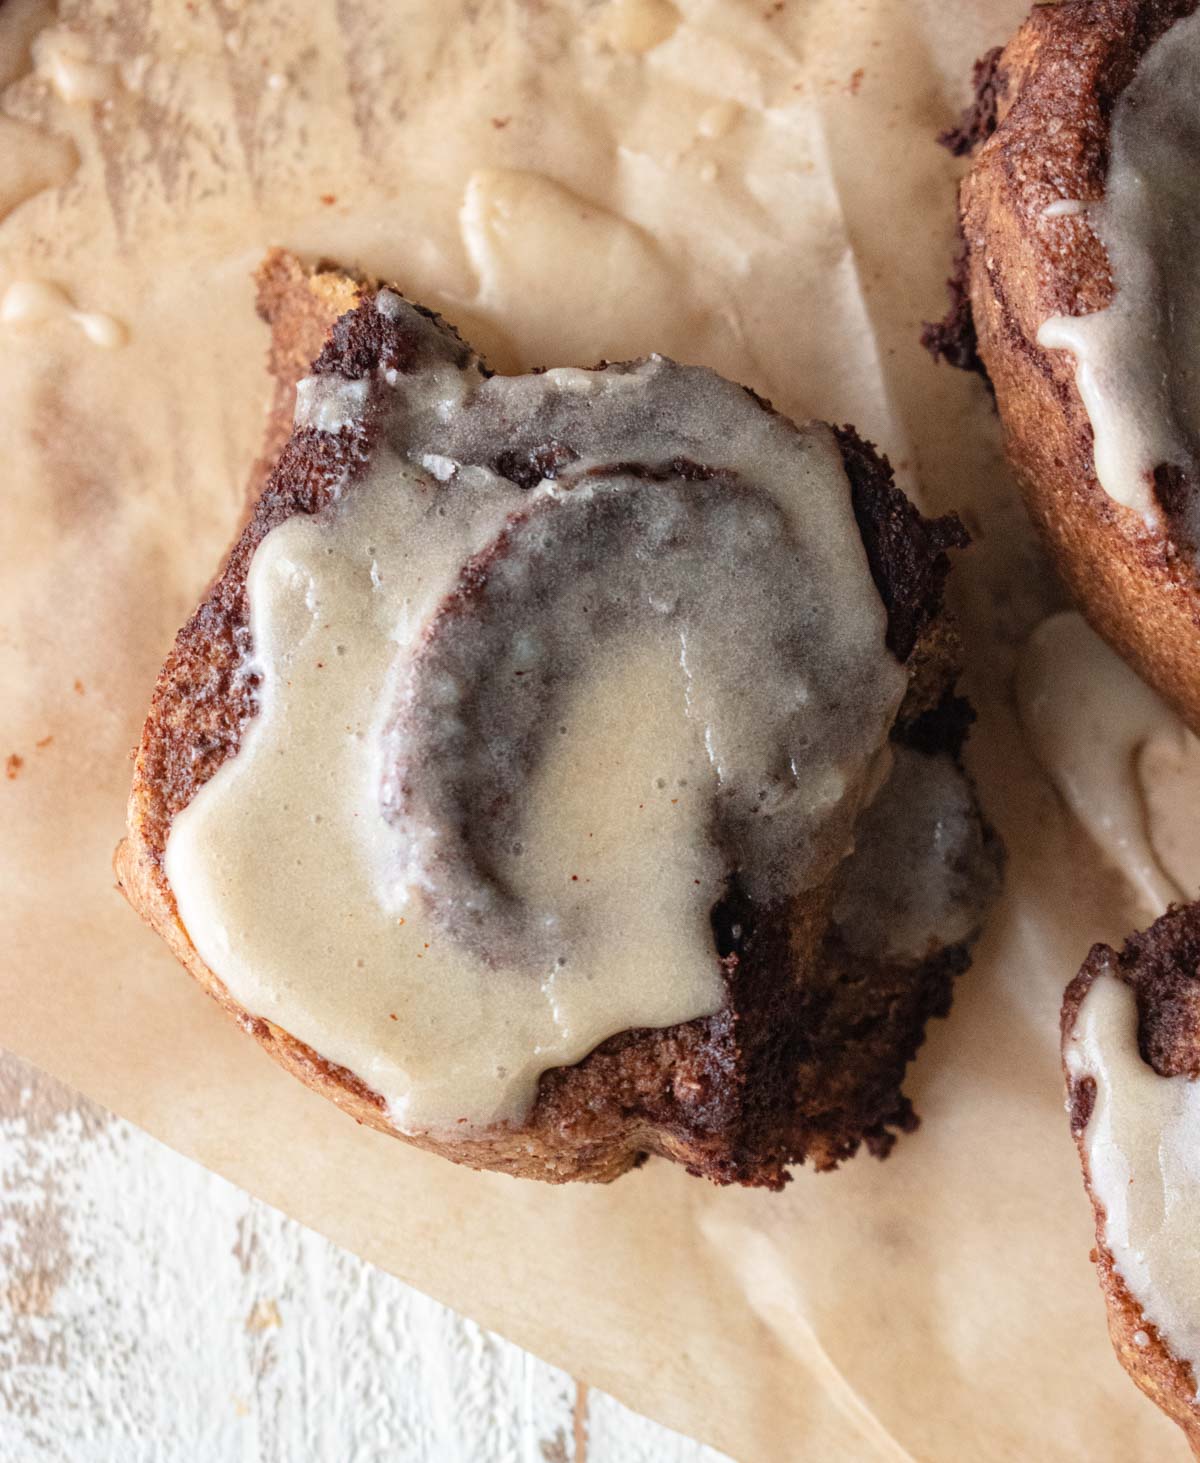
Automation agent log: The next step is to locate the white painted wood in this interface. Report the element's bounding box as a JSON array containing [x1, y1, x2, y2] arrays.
[[0, 1051, 730, 1463]]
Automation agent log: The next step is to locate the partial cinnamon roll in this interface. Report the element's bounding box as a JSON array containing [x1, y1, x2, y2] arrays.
[[115, 252, 1000, 1186], [1064, 907, 1200, 1457], [927, 0, 1200, 731]]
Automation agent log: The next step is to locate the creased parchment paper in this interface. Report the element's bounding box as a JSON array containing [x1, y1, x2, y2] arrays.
[[0, 0, 1186, 1457]]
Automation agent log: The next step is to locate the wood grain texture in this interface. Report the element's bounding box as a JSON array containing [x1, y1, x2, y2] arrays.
[[0, 1049, 729, 1463]]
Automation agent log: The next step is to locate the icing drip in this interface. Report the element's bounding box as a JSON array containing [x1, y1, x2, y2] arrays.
[[386, 470, 884, 965], [1017, 612, 1200, 913], [1, 279, 126, 348], [32, 26, 120, 105], [832, 746, 999, 964], [1037, 13, 1200, 532], [165, 292, 907, 1134], [1066, 970, 1200, 1395]]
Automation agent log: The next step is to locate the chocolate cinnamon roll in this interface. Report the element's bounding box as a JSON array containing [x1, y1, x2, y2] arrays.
[[928, 0, 1200, 732], [1065, 908, 1200, 1456], [116, 251, 999, 1186]]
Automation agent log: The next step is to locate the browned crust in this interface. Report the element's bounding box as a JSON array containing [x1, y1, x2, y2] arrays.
[[253, 250, 367, 475], [835, 423, 968, 663], [969, 4, 1200, 1436], [115, 251, 989, 1187], [941, 0, 1200, 734], [1064, 910, 1200, 1455]]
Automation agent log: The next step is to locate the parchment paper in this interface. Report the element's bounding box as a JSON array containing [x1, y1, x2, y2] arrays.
[[0, 0, 1185, 1456]]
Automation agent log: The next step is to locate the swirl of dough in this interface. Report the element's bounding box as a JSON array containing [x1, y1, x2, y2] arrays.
[[385, 464, 881, 969], [164, 287, 918, 1133]]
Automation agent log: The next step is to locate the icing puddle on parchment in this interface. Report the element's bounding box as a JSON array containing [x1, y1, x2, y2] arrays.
[[1017, 609, 1200, 915]]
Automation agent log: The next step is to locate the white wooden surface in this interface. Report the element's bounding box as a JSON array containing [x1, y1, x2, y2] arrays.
[[0, 1050, 731, 1463]]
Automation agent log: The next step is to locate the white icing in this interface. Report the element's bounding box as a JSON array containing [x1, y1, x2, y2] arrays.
[[165, 302, 906, 1135], [1040, 199, 1086, 220], [1065, 969, 1200, 1393], [375, 289, 405, 321], [293, 376, 370, 433], [1016, 611, 1200, 913], [1036, 13, 1200, 529], [0, 279, 126, 349], [696, 101, 740, 141], [832, 746, 998, 964], [32, 26, 119, 105]]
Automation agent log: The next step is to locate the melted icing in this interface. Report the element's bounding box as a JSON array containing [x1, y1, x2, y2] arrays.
[[165, 292, 906, 1135], [1065, 969, 1200, 1394], [459, 169, 710, 372], [1036, 13, 1200, 531], [832, 746, 998, 963], [1016, 611, 1200, 913], [32, 25, 120, 105], [1, 278, 126, 348]]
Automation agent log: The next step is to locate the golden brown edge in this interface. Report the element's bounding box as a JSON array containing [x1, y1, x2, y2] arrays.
[[960, 0, 1200, 735]]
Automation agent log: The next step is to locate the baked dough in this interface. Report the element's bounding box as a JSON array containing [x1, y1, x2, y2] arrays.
[[1064, 907, 1200, 1458], [930, 0, 1200, 730], [116, 252, 999, 1186]]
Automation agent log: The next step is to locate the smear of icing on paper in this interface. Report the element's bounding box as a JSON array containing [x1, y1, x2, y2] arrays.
[[1017, 610, 1200, 912]]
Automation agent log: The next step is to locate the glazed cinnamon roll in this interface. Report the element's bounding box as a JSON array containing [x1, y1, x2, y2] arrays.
[[116, 252, 999, 1186], [1065, 908, 1200, 1456], [928, 0, 1200, 732], [934, 0, 1200, 1433]]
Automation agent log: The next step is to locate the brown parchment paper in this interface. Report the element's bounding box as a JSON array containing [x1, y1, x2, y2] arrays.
[[0, 0, 1186, 1457]]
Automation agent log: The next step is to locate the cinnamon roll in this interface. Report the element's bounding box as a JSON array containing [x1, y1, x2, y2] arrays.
[[928, 0, 1200, 731], [936, 2, 1200, 1432], [1064, 908, 1200, 1456], [116, 252, 999, 1186]]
